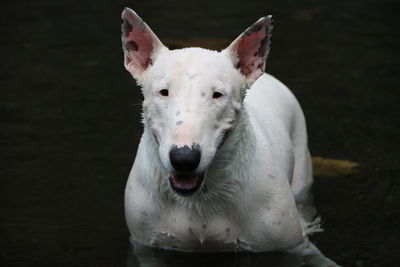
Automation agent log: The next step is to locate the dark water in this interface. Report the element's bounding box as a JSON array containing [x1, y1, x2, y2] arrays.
[[127, 244, 303, 267], [1, 0, 399, 266]]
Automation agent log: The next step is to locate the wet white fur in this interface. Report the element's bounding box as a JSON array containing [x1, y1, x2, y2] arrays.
[[124, 40, 339, 267]]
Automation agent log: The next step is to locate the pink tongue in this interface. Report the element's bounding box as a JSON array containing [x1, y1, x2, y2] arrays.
[[171, 174, 199, 189]]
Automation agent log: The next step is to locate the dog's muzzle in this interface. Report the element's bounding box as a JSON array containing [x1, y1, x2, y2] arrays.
[[168, 144, 204, 195], [167, 133, 230, 196]]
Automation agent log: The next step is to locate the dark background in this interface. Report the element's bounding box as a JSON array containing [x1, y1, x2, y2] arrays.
[[1, 0, 399, 266]]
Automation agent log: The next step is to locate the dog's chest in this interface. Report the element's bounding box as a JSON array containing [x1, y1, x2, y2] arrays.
[[126, 194, 303, 252], [128, 203, 242, 251]]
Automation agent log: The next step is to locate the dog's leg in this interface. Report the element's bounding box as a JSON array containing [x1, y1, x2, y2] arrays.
[[293, 148, 317, 224], [290, 106, 317, 223], [290, 238, 341, 267]]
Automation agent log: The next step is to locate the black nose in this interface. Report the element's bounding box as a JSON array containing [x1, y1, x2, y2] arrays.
[[169, 144, 201, 173]]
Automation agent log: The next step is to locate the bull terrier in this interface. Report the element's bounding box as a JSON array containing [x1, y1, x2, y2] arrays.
[[121, 7, 339, 266]]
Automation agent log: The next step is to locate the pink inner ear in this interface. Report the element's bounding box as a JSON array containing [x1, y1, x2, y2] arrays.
[[234, 18, 272, 79], [122, 9, 158, 71]]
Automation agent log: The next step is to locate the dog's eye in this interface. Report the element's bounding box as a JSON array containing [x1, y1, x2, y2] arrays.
[[213, 92, 223, 99], [159, 89, 169, 97]]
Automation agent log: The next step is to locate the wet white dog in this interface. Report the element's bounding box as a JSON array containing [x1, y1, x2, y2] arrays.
[[122, 7, 339, 266]]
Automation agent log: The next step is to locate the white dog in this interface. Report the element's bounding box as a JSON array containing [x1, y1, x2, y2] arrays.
[[122, 8, 339, 266]]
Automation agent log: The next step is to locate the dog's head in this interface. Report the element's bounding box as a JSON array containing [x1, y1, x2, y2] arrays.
[[121, 8, 272, 196]]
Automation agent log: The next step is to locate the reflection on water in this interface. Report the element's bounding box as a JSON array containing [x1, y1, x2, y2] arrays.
[[126, 243, 302, 267]]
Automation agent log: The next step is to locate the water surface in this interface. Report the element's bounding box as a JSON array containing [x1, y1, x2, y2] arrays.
[[1, 0, 398, 266]]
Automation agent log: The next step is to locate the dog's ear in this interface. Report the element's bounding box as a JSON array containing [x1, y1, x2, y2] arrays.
[[121, 8, 165, 83], [222, 16, 273, 84]]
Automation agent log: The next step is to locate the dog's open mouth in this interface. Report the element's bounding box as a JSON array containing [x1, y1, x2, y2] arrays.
[[169, 173, 204, 195]]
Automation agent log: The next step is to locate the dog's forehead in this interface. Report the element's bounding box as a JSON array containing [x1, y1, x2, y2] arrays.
[[151, 48, 235, 80]]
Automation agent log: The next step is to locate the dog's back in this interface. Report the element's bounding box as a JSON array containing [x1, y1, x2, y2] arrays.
[[247, 73, 314, 209]]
